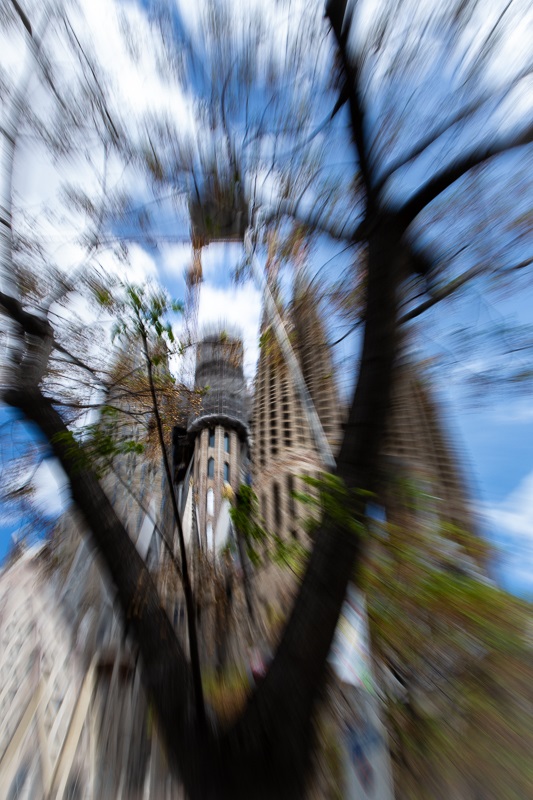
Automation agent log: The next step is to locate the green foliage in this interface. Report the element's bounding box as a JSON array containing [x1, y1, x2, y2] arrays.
[[52, 412, 145, 479], [93, 285, 114, 308], [295, 473, 369, 538], [50, 430, 91, 474], [231, 475, 368, 573], [229, 483, 308, 571], [110, 283, 183, 352], [258, 329, 271, 350], [271, 534, 308, 575], [229, 484, 269, 566], [285, 473, 533, 795], [359, 481, 533, 797]]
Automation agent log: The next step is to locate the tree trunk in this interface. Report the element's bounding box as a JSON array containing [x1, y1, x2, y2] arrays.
[[2, 385, 217, 796], [213, 225, 403, 799], [4, 220, 403, 799]]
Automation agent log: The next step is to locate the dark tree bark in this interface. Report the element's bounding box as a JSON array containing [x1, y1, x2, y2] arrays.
[[139, 327, 206, 728], [214, 221, 404, 799], [2, 385, 216, 792]]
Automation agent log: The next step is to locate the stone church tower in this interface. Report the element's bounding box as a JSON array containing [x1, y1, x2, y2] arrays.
[[381, 359, 477, 542], [188, 329, 249, 553], [251, 264, 341, 541], [251, 256, 475, 552], [291, 269, 343, 456]]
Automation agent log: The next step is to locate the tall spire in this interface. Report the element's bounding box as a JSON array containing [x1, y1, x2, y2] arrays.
[[291, 261, 343, 456], [182, 246, 203, 388]]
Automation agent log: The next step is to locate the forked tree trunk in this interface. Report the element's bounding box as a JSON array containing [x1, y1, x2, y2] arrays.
[[3, 222, 403, 799], [210, 225, 404, 799]]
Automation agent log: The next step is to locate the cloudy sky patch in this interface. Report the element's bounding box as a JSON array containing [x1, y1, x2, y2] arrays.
[[479, 469, 533, 598]]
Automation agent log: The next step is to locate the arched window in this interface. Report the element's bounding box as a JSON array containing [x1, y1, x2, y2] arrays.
[[261, 493, 267, 528], [207, 521, 214, 550], [224, 431, 230, 453], [208, 428, 215, 448], [287, 474, 295, 518], [273, 482, 281, 528], [223, 462, 230, 483], [207, 457, 214, 478], [207, 488, 214, 516]]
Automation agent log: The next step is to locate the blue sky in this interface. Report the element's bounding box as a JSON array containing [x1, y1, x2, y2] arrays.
[[0, 407, 69, 562], [419, 276, 533, 599], [1, 0, 532, 601]]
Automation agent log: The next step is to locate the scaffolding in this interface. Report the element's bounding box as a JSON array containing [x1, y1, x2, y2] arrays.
[[188, 329, 248, 438]]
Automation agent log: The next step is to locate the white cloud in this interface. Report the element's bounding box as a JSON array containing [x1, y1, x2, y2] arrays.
[[4, 0, 194, 301], [195, 243, 246, 283], [73, 0, 196, 128], [118, 244, 159, 285], [159, 242, 193, 279], [32, 458, 70, 517], [479, 470, 533, 595], [49, 290, 99, 328], [489, 400, 533, 424], [93, 243, 159, 286], [481, 472, 533, 540]]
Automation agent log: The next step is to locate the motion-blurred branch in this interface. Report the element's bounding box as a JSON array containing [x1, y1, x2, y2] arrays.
[[376, 61, 533, 194], [401, 120, 533, 228]]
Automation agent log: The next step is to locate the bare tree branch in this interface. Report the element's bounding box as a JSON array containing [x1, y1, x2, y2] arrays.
[[52, 341, 102, 376], [266, 197, 361, 242], [400, 263, 485, 323], [326, 0, 377, 213], [9, 0, 33, 37], [400, 121, 533, 228], [402, 251, 533, 323], [109, 461, 183, 581], [0, 291, 52, 337], [376, 62, 533, 194]]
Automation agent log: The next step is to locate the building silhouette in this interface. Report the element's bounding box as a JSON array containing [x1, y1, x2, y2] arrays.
[[381, 361, 476, 533], [0, 258, 483, 799], [252, 257, 476, 551]]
